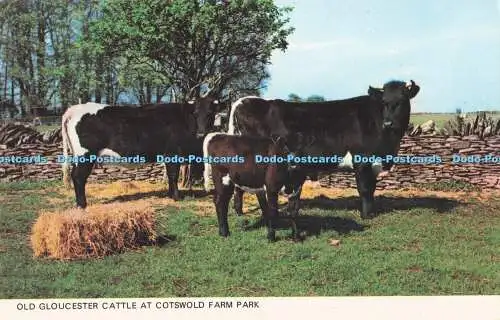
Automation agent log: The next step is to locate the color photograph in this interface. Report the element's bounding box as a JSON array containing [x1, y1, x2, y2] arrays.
[[0, 1, 498, 318]]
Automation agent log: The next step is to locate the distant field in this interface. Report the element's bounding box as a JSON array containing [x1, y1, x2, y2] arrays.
[[410, 112, 500, 128], [410, 114, 455, 128], [36, 124, 60, 133], [26, 111, 500, 134]]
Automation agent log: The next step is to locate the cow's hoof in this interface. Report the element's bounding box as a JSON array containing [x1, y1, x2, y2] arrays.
[[267, 233, 277, 243], [219, 230, 230, 238], [360, 212, 376, 220]]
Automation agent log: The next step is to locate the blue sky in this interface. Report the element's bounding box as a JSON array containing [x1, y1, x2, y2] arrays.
[[262, 0, 500, 113]]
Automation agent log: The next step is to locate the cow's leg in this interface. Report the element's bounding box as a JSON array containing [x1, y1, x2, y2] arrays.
[[255, 190, 268, 213], [71, 162, 94, 209], [165, 163, 181, 201], [162, 163, 168, 183], [355, 163, 377, 219], [233, 187, 245, 216], [264, 190, 280, 242], [213, 172, 233, 237], [287, 184, 304, 217], [287, 173, 307, 217]]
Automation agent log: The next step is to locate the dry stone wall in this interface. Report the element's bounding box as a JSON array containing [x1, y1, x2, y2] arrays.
[[0, 143, 165, 183], [320, 135, 500, 190], [0, 135, 499, 189]]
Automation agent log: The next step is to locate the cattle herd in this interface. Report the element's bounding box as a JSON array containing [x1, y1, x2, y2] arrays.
[[61, 80, 420, 242]]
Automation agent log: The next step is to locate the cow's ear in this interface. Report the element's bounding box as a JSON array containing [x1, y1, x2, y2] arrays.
[[368, 86, 383, 101], [406, 80, 420, 99]]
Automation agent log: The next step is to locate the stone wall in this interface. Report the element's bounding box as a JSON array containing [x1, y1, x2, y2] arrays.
[[319, 135, 500, 190], [0, 135, 499, 189], [0, 143, 165, 183]]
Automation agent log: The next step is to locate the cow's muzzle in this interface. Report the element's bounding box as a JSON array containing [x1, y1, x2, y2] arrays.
[[382, 121, 393, 129]]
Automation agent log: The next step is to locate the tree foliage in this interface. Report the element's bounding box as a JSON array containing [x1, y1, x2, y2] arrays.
[[86, 0, 294, 101], [305, 94, 325, 102], [0, 0, 294, 117], [287, 93, 326, 102], [287, 93, 302, 102]]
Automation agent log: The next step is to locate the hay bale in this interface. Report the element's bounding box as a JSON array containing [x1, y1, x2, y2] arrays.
[[30, 201, 157, 260]]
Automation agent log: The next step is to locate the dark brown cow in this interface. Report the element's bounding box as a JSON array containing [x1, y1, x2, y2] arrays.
[[203, 132, 303, 241]]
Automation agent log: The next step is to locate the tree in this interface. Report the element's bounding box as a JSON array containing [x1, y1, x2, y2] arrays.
[[305, 94, 325, 102], [85, 0, 294, 102], [287, 93, 302, 102], [0, 0, 51, 116], [0, 0, 104, 114], [287, 93, 325, 102]]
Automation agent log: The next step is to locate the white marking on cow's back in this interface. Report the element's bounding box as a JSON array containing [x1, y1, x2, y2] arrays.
[[203, 132, 227, 191], [227, 96, 260, 135], [338, 151, 354, 169], [66, 102, 109, 158]]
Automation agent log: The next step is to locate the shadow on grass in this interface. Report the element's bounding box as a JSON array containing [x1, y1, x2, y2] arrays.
[[300, 194, 463, 216], [154, 234, 177, 247], [239, 194, 463, 240], [100, 189, 208, 204], [134, 234, 177, 248], [243, 214, 365, 237]]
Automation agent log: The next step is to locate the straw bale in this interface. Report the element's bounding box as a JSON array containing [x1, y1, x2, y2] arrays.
[[30, 200, 157, 260]]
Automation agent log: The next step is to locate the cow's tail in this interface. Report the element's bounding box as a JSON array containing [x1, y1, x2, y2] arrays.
[[61, 113, 72, 189], [203, 132, 223, 192]]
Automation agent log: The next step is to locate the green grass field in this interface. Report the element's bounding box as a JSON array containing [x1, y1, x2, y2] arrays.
[[409, 112, 500, 128], [0, 180, 499, 298], [35, 124, 60, 133], [410, 114, 456, 128]]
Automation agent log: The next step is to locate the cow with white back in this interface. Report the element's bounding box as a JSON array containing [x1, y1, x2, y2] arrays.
[[61, 94, 221, 209], [203, 132, 304, 242], [217, 80, 420, 219]]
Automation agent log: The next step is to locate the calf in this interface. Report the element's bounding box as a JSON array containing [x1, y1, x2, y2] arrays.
[[203, 132, 303, 241]]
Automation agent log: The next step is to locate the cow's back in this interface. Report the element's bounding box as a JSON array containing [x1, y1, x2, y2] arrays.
[[75, 104, 197, 160]]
